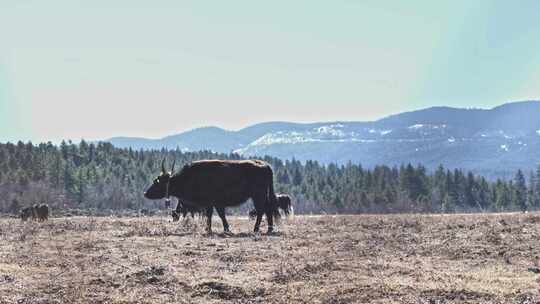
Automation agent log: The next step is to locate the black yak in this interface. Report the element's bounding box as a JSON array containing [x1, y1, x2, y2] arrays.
[[144, 159, 279, 233]]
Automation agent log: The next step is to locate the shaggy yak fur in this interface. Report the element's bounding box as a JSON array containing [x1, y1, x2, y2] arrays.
[[144, 159, 283, 233]]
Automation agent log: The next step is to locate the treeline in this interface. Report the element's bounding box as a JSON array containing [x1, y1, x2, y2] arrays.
[[1, 140, 539, 215]]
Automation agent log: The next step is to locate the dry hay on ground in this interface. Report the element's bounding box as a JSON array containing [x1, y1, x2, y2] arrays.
[[0, 213, 540, 303]]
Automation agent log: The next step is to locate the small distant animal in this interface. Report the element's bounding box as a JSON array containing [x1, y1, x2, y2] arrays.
[[249, 193, 292, 219], [35, 204, 49, 221], [20, 206, 34, 221], [20, 204, 49, 222]]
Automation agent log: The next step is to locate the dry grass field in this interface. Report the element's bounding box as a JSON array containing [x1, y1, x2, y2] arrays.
[[1, 212, 540, 303]]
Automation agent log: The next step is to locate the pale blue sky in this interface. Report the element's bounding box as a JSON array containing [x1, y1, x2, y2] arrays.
[[1, 1, 539, 143]]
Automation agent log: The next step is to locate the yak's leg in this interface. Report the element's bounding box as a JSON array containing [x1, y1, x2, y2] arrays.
[[254, 212, 263, 233], [265, 204, 274, 234], [205, 207, 214, 234], [215, 207, 230, 233], [253, 197, 266, 233]]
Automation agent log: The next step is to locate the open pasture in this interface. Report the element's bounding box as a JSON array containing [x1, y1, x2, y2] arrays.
[[0, 213, 539, 303]]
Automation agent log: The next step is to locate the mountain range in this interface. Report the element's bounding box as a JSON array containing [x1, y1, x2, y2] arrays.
[[106, 101, 540, 179]]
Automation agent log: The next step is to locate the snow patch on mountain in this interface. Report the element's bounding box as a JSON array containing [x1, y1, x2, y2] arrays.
[[408, 124, 424, 130], [316, 124, 346, 138], [499, 130, 513, 139], [234, 124, 381, 155], [248, 132, 317, 145], [407, 124, 447, 133], [369, 129, 392, 135]]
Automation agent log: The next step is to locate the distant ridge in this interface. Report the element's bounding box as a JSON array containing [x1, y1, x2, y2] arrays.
[[106, 101, 540, 178]]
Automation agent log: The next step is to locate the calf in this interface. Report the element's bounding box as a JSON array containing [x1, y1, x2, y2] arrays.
[[172, 201, 231, 233], [172, 201, 204, 221], [249, 193, 292, 218]]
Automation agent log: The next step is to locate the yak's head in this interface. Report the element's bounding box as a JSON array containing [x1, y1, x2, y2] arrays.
[[144, 159, 175, 200]]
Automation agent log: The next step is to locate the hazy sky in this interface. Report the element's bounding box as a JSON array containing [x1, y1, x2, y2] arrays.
[[1, 1, 539, 143]]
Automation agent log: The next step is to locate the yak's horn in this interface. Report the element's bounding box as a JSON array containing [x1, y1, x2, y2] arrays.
[[161, 158, 166, 173], [171, 159, 176, 174]]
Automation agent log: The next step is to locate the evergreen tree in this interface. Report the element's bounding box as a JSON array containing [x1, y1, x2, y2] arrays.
[[534, 165, 540, 208], [514, 170, 527, 212]]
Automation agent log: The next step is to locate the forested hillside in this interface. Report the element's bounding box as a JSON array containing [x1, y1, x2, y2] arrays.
[[1, 140, 539, 215]]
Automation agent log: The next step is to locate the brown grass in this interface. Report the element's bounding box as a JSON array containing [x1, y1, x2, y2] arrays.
[[1, 212, 540, 303]]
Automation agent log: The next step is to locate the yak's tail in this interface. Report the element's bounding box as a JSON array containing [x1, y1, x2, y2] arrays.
[[267, 168, 281, 223]]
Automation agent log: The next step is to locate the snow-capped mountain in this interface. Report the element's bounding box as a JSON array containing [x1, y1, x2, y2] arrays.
[[106, 101, 540, 179]]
